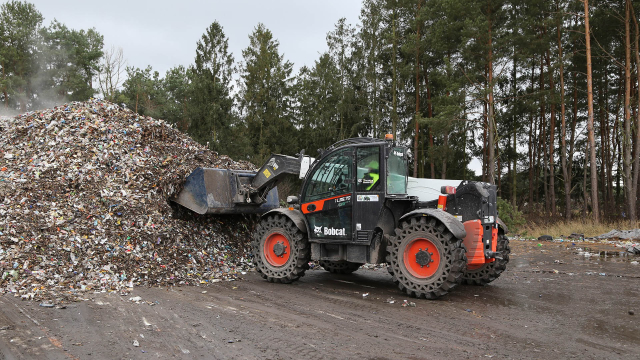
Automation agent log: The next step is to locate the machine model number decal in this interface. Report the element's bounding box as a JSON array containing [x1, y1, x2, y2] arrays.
[[357, 195, 379, 202], [335, 195, 351, 203]]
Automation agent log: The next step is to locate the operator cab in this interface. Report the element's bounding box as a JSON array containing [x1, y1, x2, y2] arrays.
[[299, 136, 408, 248]]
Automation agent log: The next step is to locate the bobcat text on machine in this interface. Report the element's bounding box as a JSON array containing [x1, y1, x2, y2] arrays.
[[172, 135, 510, 299]]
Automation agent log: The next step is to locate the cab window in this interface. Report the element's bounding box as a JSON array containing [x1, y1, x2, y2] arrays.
[[387, 147, 407, 194], [303, 149, 352, 202], [356, 146, 380, 192]]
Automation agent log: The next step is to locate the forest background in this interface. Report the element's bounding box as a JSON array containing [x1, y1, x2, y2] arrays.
[[2, 0, 640, 232]]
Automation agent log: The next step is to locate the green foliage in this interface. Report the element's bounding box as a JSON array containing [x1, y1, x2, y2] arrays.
[[0, 0, 43, 109], [36, 20, 103, 105], [497, 197, 525, 233], [0, 1, 102, 110], [119, 66, 165, 117]]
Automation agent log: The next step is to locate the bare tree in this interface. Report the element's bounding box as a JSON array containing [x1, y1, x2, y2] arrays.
[[97, 46, 126, 101]]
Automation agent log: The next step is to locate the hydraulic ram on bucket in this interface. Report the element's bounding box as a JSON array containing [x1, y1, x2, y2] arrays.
[[171, 153, 310, 215]]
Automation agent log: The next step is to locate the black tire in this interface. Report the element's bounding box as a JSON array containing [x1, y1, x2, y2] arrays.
[[462, 233, 510, 285], [252, 214, 310, 283], [386, 217, 466, 299], [319, 260, 363, 274]]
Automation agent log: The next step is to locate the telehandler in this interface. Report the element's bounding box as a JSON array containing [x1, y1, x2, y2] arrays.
[[172, 135, 510, 299]]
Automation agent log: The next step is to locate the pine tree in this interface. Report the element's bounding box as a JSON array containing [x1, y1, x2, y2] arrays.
[[238, 23, 296, 164], [188, 21, 235, 153]]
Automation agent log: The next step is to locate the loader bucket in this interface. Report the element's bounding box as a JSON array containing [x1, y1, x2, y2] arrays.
[[171, 167, 279, 215]]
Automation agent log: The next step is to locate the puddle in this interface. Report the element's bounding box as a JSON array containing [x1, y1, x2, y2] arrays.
[[573, 247, 640, 263]]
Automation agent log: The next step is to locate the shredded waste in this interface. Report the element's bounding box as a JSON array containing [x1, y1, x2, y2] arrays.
[[0, 99, 256, 302]]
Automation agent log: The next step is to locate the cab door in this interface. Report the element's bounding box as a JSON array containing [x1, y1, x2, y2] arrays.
[[352, 145, 384, 243], [301, 148, 353, 242]]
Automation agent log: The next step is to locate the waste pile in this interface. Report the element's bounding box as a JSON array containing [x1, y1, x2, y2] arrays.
[[0, 100, 256, 302], [594, 230, 640, 254]]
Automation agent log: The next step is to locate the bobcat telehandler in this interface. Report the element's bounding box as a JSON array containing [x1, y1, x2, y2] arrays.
[[171, 135, 510, 299]]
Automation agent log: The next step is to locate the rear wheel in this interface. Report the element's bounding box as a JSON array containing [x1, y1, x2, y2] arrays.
[[462, 233, 510, 285], [387, 217, 466, 299], [319, 260, 363, 274], [252, 214, 310, 283]]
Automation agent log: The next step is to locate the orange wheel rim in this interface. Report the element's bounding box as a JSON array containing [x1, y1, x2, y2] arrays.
[[263, 233, 291, 267], [403, 238, 440, 278]]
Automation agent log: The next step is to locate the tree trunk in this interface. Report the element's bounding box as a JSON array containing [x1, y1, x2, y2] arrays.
[[570, 71, 578, 190], [625, 0, 633, 221], [442, 133, 448, 179], [614, 71, 623, 204], [584, 0, 599, 223], [512, 47, 518, 208], [540, 55, 549, 212], [528, 109, 535, 209], [483, 97, 488, 183], [546, 50, 557, 216], [631, 0, 640, 222], [413, 0, 422, 177], [599, 87, 607, 214], [558, 8, 571, 220], [584, 147, 590, 216], [528, 61, 536, 209], [425, 69, 434, 178], [487, 4, 496, 185], [392, 14, 399, 139]]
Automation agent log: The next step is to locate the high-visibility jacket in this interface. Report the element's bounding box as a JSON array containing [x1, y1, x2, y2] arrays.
[[366, 172, 379, 190]]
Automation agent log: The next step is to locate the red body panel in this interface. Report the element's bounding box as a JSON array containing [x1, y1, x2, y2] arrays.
[[463, 220, 485, 266]]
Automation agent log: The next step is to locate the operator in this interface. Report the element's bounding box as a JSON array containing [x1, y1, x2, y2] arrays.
[[363, 160, 379, 191]]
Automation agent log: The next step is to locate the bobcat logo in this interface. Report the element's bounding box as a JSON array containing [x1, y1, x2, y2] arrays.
[[314, 225, 323, 235]]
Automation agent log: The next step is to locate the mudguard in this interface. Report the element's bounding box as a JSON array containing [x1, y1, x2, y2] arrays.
[[262, 208, 308, 234], [496, 217, 509, 234], [398, 208, 466, 240]]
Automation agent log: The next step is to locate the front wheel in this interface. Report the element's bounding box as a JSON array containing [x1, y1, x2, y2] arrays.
[[462, 233, 510, 285], [387, 217, 466, 299], [252, 214, 310, 283]]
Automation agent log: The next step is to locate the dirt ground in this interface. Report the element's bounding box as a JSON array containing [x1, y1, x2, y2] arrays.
[[0, 240, 638, 360]]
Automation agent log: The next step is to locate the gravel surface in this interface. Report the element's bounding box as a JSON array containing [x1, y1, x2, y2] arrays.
[[0, 240, 638, 359]]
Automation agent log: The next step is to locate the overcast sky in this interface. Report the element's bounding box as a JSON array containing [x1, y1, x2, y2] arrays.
[[28, 0, 364, 76]]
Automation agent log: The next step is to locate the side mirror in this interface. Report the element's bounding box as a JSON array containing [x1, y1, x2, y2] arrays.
[[286, 196, 299, 205]]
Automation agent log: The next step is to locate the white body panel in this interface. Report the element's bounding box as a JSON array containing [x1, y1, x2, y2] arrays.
[[299, 156, 316, 179], [406, 177, 463, 202]]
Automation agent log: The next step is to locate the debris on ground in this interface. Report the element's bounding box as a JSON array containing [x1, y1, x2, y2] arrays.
[[595, 229, 640, 241], [0, 100, 256, 302], [568, 233, 584, 239], [401, 300, 416, 307]]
